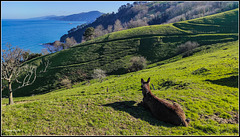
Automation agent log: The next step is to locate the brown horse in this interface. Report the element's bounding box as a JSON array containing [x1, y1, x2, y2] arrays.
[[140, 77, 190, 127]]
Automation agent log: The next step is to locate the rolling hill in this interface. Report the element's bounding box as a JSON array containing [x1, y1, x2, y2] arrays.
[[28, 11, 104, 23], [60, 1, 238, 43], [1, 8, 239, 135], [3, 8, 238, 97], [48, 11, 104, 22], [2, 39, 238, 135]]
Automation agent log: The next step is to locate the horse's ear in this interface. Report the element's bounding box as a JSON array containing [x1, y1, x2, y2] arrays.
[[147, 77, 150, 83], [141, 78, 144, 84]]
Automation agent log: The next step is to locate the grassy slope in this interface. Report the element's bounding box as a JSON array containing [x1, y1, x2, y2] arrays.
[[4, 8, 238, 97], [173, 8, 239, 34], [2, 40, 238, 135], [1, 9, 239, 135]]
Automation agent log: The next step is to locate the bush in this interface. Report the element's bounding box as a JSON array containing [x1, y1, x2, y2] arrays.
[[192, 67, 209, 75], [92, 69, 106, 81], [60, 77, 72, 89], [83, 27, 95, 41], [65, 37, 77, 49], [128, 56, 147, 72], [178, 41, 200, 57], [22, 51, 42, 62], [68, 69, 88, 82]]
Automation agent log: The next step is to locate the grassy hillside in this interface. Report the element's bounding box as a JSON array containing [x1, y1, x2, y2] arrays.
[[2, 9, 238, 98], [61, 1, 238, 43], [2, 40, 238, 135], [173, 8, 239, 34]]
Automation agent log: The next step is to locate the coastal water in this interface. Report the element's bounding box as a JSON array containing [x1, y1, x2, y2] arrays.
[[2, 19, 85, 53]]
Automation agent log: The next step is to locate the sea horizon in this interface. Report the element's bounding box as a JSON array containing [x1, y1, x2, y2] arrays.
[[1, 19, 85, 53]]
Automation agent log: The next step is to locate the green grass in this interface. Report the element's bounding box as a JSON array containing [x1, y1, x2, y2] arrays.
[[2, 8, 238, 97], [2, 8, 238, 99], [1, 9, 239, 135], [173, 8, 238, 34], [2, 40, 239, 135]]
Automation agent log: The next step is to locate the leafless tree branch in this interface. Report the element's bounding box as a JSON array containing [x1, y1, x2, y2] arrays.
[[1, 43, 50, 105], [39, 59, 51, 73]]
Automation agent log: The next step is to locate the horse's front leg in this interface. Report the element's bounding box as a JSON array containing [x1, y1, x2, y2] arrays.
[[138, 100, 150, 110]]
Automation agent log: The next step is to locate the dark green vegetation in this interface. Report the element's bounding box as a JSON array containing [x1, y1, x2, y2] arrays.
[[83, 27, 95, 41], [61, 1, 238, 43], [2, 8, 238, 97], [1, 8, 239, 135], [2, 40, 238, 135]]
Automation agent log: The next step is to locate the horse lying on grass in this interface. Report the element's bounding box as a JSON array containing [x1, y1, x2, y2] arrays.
[[140, 77, 190, 127]]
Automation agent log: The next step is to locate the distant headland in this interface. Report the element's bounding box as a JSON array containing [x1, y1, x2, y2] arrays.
[[28, 11, 104, 23]]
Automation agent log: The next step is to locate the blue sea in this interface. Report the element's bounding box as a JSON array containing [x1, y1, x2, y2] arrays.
[[1, 19, 85, 53]]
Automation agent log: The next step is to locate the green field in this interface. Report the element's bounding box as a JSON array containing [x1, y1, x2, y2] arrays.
[[2, 40, 238, 135], [2, 9, 238, 97], [1, 9, 239, 135]]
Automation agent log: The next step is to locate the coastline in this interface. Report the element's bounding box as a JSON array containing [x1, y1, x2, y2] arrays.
[[2, 19, 85, 53]]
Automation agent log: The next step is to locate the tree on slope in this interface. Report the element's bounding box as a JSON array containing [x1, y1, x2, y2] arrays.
[[92, 68, 106, 82], [1, 44, 49, 105], [65, 37, 77, 49], [83, 27, 95, 41], [113, 19, 123, 32]]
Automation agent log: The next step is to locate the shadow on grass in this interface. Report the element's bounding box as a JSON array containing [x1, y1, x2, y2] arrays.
[[206, 75, 238, 88], [103, 101, 175, 127]]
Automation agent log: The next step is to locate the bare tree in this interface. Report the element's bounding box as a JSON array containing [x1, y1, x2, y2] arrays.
[[43, 40, 64, 53], [44, 44, 55, 53], [92, 69, 106, 82], [41, 48, 49, 55], [178, 41, 200, 57], [59, 76, 72, 89], [65, 37, 77, 49], [107, 25, 113, 33], [1, 44, 49, 105], [39, 58, 51, 73], [94, 25, 105, 37], [81, 36, 86, 43], [22, 49, 31, 61], [113, 19, 123, 32], [53, 40, 64, 52], [128, 56, 147, 72], [127, 19, 149, 29]]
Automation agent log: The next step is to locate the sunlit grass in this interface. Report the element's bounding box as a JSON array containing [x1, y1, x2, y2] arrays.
[[2, 40, 238, 135], [2, 9, 238, 97]]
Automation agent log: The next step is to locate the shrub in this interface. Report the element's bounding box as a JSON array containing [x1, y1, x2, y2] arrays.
[[178, 41, 200, 57], [68, 69, 88, 82], [92, 69, 106, 81], [192, 67, 209, 75], [60, 77, 72, 89], [128, 56, 147, 72], [113, 19, 123, 32], [127, 19, 149, 29], [83, 27, 95, 41], [22, 51, 42, 62], [65, 37, 77, 49]]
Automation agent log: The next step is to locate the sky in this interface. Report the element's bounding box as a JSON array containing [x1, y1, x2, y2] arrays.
[[1, 1, 135, 19]]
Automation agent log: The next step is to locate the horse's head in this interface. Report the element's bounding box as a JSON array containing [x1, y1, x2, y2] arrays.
[[141, 77, 151, 97]]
